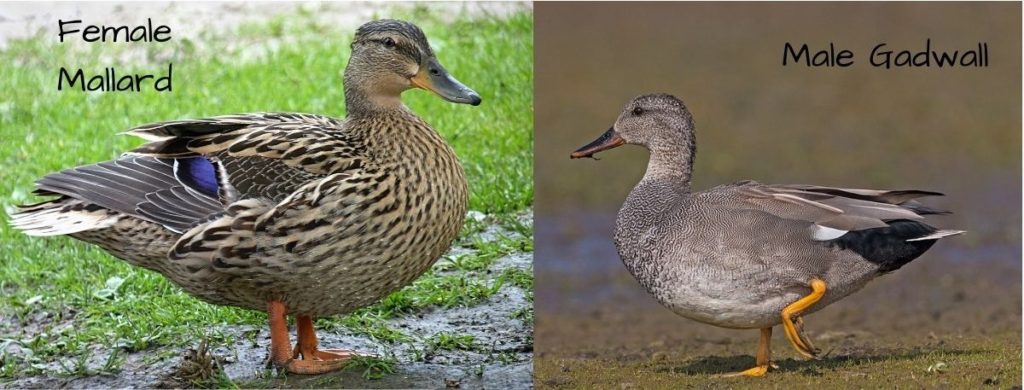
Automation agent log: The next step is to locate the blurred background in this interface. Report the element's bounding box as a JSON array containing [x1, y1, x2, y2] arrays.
[[534, 2, 1020, 387]]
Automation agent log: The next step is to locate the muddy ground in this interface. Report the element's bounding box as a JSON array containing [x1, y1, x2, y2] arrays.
[[3, 212, 533, 389]]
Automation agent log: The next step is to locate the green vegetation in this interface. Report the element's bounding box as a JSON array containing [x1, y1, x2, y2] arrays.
[[535, 332, 1021, 389], [426, 333, 479, 352], [0, 4, 532, 384], [345, 355, 399, 381]]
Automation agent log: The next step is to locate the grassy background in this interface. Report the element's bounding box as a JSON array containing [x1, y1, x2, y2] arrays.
[[0, 3, 532, 383]]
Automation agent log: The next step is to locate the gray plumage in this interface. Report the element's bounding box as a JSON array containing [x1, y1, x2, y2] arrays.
[[576, 93, 964, 330]]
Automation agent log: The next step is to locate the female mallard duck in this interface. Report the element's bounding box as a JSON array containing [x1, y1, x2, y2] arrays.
[[570, 94, 963, 377], [10, 19, 480, 375]]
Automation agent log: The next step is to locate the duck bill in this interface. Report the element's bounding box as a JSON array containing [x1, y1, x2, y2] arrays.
[[570, 128, 625, 159], [410, 57, 482, 106]]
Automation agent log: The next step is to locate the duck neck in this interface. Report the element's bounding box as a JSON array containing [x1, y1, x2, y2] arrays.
[[642, 141, 695, 193], [618, 141, 695, 234], [344, 86, 406, 118], [616, 143, 694, 269], [344, 51, 407, 117]]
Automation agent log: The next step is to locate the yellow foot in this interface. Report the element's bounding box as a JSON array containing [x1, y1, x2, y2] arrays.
[[782, 315, 820, 358], [781, 278, 826, 359], [793, 316, 819, 357], [723, 327, 774, 377], [722, 364, 769, 377]]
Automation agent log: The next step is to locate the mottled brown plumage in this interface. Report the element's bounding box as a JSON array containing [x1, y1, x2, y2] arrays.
[[10, 19, 480, 374]]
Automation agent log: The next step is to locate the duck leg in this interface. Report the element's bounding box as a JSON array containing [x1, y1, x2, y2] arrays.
[[724, 327, 773, 377], [780, 278, 825, 358], [293, 315, 362, 361], [268, 300, 356, 374]]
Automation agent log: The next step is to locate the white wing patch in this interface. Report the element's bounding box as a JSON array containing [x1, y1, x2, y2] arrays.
[[810, 224, 848, 241]]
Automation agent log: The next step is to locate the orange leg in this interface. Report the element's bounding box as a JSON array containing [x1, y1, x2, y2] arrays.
[[293, 315, 360, 361], [268, 300, 293, 367], [268, 300, 358, 375], [780, 279, 825, 358], [723, 327, 773, 377]]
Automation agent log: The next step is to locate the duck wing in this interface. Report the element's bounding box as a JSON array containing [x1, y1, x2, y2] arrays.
[[28, 113, 365, 234], [726, 182, 963, 273], [730, 182, 947, 232], [31, 156, 223, 233], [127, 113, 391, 271], [127, 112, 363, 181]]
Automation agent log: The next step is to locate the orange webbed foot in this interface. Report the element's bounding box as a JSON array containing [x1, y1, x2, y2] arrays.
[[268, 301, 369, 375]]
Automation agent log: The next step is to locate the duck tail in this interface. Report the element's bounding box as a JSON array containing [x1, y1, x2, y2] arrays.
[[829, 220, 963, 274], [9, 198, 120, 236], [906, 229, 966, 242], [899, 200, 952, 216]]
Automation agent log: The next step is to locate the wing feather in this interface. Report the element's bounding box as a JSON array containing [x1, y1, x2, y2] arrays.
[[733, 182, 947, 232], [22, 112, 365, 237]]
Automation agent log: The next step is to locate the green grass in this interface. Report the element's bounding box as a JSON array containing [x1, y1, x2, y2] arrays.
[[441, 235, 532, 273], [344, 355, 399, 381], [335, 311, 412, 344], [0, 5, 532, 382], [535, 332, 1021, 389], [426, 332, 479, 352]]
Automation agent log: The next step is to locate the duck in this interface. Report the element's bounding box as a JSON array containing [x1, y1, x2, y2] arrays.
[[9, 19, 481, 375], [570, 93, 963, 377]]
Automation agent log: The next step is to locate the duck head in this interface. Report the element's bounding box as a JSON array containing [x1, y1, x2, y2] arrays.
[[571, 94, 695, 160], [345, 19, 481, 113]]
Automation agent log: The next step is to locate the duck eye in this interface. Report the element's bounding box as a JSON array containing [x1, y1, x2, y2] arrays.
[[383, 37, 396, 48], [633, 107, 644, 116]]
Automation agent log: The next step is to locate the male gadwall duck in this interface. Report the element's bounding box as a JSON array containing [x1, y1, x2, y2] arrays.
[[10, 19, 480, 374], [570, 93, 963, 377]]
